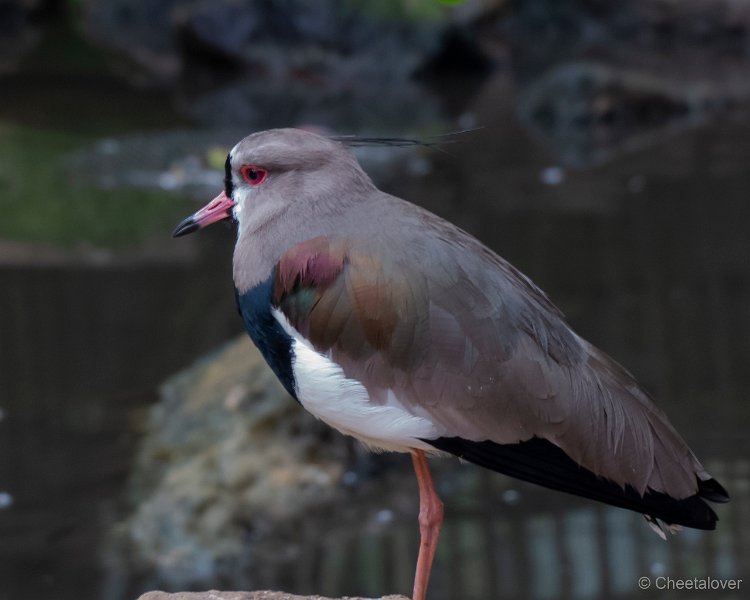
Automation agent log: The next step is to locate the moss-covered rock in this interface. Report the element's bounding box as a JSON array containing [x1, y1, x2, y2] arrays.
[[116, 337, 351, 587]]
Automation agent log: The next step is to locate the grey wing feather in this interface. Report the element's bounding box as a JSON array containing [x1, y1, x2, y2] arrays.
[[333, 201, 709, 499]]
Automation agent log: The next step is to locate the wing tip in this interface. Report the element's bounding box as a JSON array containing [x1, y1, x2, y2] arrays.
[[424, 436, 728, 531], [699, 476, 730, 503]]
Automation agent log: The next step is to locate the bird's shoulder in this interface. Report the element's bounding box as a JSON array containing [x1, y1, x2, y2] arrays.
[[270, 196, 583, 371]]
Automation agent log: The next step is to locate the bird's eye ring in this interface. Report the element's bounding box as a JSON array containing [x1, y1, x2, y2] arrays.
[[240, 165, 268, 186]]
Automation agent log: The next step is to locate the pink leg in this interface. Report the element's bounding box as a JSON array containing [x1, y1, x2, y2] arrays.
[[411, 449, 444, 600]]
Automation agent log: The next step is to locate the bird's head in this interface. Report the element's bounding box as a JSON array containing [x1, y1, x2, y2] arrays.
[[172, 128, 375, 239]]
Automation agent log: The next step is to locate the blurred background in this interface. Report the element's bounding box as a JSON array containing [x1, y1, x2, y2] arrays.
[[0, 1, 748, 599]]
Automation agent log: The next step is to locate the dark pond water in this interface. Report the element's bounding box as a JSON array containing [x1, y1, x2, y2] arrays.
[[1, 19, 749, 600]]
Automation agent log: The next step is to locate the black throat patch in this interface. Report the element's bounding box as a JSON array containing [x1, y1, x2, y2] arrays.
[[234, 270, 297, 401], [224, 153, 234, 198]]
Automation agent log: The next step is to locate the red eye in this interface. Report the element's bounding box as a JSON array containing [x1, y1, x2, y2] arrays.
[[240, 165, 268, 186]]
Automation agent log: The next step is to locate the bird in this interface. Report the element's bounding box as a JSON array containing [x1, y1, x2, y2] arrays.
[[173, 128, 729, 600]]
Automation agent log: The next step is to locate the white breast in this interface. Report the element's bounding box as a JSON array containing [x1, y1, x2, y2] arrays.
[[272, 309, 442, 452]]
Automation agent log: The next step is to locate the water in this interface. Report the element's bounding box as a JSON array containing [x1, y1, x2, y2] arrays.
[[1, 19, 749, 600]]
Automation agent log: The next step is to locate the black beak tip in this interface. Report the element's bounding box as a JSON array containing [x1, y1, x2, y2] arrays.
[[172, 217, 199, 238]]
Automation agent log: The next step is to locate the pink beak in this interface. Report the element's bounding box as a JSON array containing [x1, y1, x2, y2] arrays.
[[172, 191, 235, 237]]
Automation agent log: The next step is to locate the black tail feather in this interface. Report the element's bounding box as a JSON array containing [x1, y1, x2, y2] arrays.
[[424, 436, 725, 530]]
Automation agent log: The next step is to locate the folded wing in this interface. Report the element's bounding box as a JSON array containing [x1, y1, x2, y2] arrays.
[[272, 222, 727, 527]]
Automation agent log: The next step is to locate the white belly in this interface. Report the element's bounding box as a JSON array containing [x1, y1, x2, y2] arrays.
[[272, 309, 441, 452]]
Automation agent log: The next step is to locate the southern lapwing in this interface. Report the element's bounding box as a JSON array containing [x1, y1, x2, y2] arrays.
[[173, 128, 729, 600]]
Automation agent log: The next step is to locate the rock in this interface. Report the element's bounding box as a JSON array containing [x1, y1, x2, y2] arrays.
[[114, 337, 352, 587], [503, 0, 750, 166], [83, 0, 445, 83], [518, 61, 696, 168], [82, 0, 182, 82], [173, 0, 437, 75], [137, 591, 409, 600], [80, 0, 495, 125]]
